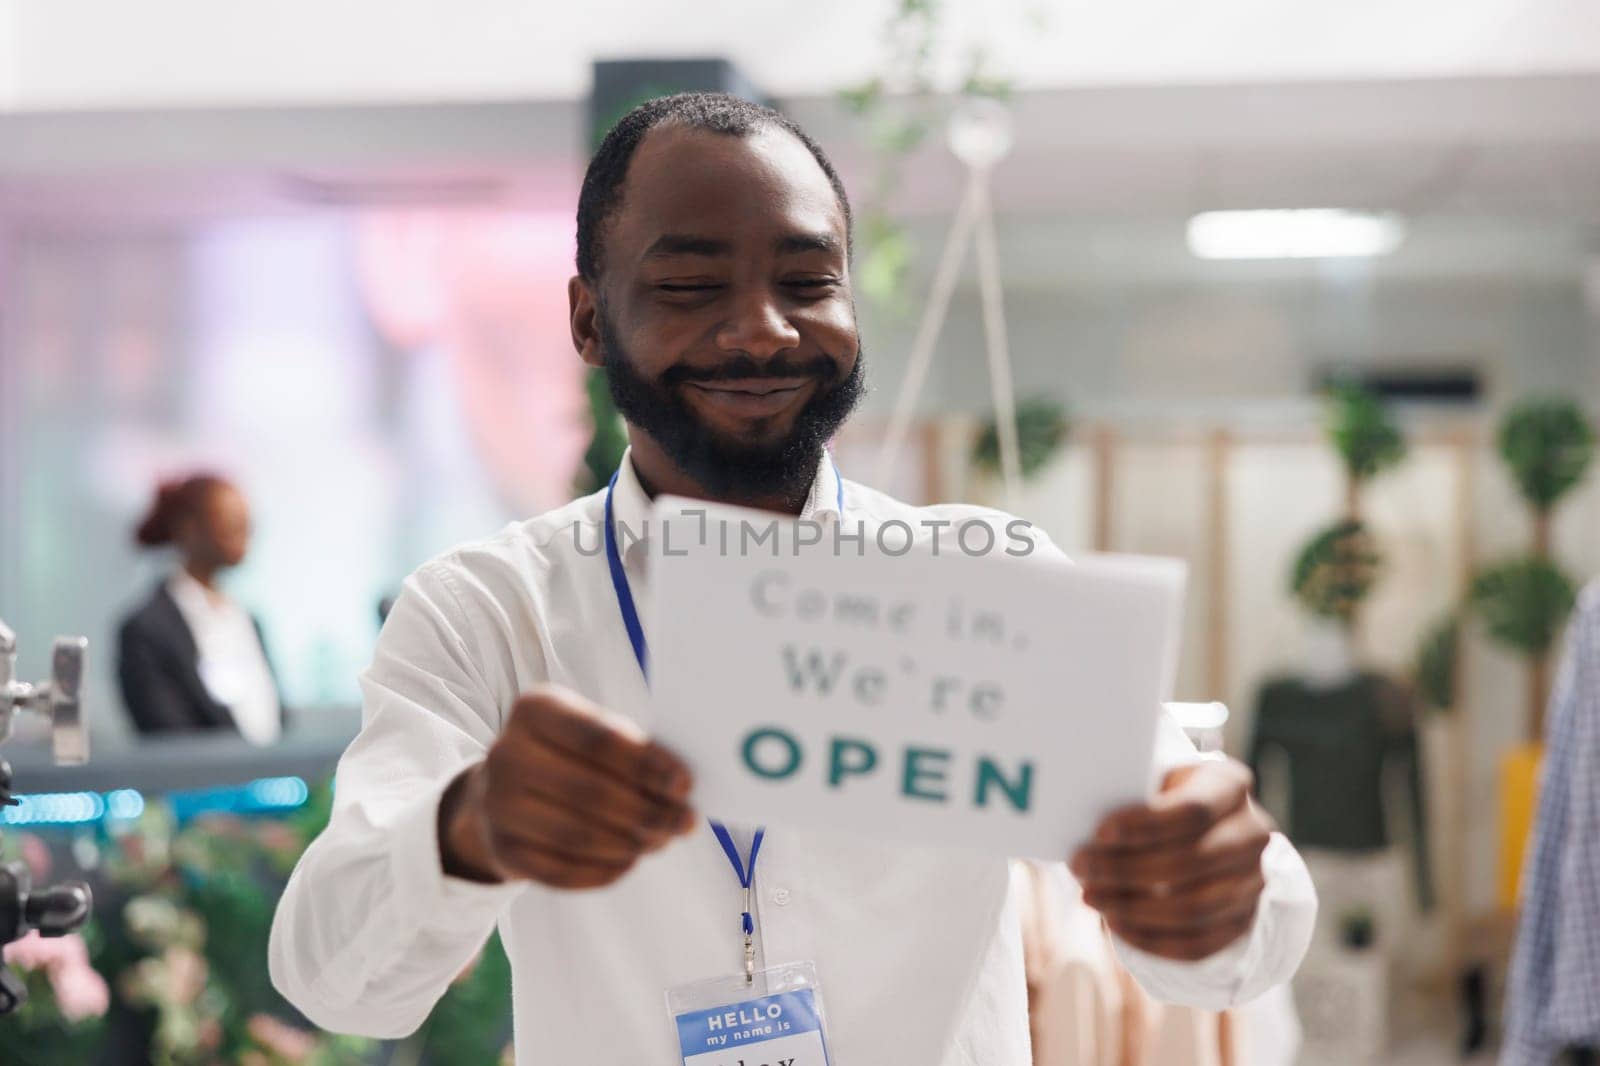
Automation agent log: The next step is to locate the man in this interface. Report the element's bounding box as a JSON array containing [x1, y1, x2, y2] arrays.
[[269, 92, 1315, 1064]]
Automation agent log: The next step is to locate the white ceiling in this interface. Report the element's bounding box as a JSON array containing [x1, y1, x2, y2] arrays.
[[5, 75, 1597, 221], [2, 74, 1596, 289], [801, 76, 1600, 220], [4, 0, 1600, 111]]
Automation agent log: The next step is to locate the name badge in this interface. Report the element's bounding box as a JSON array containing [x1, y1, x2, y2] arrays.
[[668, 962, 831, 1066]]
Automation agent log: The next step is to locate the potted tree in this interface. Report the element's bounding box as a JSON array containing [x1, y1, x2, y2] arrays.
[[1290, 384, 1404, 645], [965, 396, 1071, 523], [970, 397, 1070, 483], [1471, 400, 1594, 739], [1469, 399, 1594, 910], [1271, 385, 1418, 1064]]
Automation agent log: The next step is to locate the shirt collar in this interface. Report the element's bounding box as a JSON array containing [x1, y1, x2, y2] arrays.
[[168, 569, 216, 611], [801, 450, 845, 523], [609, 447, 842, 564]]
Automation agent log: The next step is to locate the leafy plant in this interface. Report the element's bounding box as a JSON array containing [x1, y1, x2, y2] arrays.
[[1327, 384, 1406, 485], [839, 0, 1012, 310], [1470, 399, 1592, 738], [0, 945, 105, 1066], [1413, 612, 1461, 713], [1290, 519, 1381, 623], [1470, 556, 1577, 657], [578, 368, 629, 494], [970, 397, 1068, 479], [0, 778, 513, 1065], [1498, 399, 1596, 512], [408, 933, 514, 1064], [1288, 385, 1403, 631]]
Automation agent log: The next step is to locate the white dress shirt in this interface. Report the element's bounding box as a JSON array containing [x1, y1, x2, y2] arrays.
[[269, 451, 1316, 1065], [167, 570, 282, 746]]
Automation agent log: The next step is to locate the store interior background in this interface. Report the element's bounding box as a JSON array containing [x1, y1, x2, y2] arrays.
[[2, 1, 1599, 1062]]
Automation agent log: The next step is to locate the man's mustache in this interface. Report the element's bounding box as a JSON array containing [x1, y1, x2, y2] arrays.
[[661, 354, 840, 386]]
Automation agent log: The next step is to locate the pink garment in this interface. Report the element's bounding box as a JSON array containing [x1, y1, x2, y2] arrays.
[[1015, 861, 1231, 1066]]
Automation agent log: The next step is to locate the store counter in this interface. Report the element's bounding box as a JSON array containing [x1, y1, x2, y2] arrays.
[[1, 706, 362, 823]]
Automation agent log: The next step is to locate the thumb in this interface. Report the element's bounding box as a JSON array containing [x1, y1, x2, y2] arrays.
[[1096, 760, 1252, 847]]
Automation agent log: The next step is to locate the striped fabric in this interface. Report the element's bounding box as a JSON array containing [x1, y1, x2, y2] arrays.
[[1503, 582, 1600, 1065]]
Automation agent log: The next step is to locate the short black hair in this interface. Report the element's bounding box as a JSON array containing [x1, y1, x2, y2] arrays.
[[575, 92, 853, 282]]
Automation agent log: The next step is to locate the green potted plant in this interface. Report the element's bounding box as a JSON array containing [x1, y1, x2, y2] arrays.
[[0, 781, 516, 1065], [1470, 399, 1594, 740], [1468, 399, 1593, 911], [970, 397, 1069, 481], [962, 396, 1071, 522], [1412, 612, 1461, 717], [1289, 384, 1406, 640], [838, 0, 1012, 312], [1252, 385, 1435, 927], [578, 369, 630, 495], [1328, 383, 1406, 521], [1290, 519, 1382, 627]]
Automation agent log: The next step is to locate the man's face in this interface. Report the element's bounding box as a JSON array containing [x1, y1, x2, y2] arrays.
[[574, 124, 864, 500]]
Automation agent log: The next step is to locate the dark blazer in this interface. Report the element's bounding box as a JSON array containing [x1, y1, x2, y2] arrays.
[[116, 582, 287, 738]]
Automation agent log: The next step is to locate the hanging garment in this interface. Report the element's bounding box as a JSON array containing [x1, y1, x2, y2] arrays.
[[1503, 582, 1600, 1065], [1247, 672, 1434, 911], [1017, 860, 1266, 1066]]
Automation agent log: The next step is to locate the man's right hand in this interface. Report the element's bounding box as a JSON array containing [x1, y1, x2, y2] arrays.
[[438, 685, 697, 889]]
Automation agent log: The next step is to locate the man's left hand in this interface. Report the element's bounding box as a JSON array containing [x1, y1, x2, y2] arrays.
[[1070, 758, 1274, 962]]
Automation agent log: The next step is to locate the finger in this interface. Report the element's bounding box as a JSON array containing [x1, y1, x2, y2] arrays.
[[1108, 919, 1254, 962], [1113, 887, 1261, 938], [1086, 870, 1267, 934], [1104, 899, 1260, 961], [512, 687, 692, 801], [1073, 831, 1265, 894], [492, 838, 637, 890], [1091, 760, 1253, 848], [489, 799, 659, 865], [1072, 810, 1269, 891], [521, 772, 696, 851], [503, 742, 697, 842]]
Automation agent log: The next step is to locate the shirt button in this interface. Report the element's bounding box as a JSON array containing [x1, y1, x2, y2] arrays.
[[772, 888, 791, 906]]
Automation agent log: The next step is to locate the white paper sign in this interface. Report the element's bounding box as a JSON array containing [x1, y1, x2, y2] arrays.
[[646, 499, 1186, 859]]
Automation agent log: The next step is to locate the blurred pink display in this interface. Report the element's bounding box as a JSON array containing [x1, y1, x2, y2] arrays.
[[357, 210, 591, 517]]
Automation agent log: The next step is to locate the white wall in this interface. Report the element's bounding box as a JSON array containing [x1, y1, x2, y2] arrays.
[[863, 262, 1598, 922], [858, 276, 1596, 418], [955, 420, 1598, 921], [0, 1, 18, 111]]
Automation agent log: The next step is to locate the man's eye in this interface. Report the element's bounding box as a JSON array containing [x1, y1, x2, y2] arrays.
[[786, 277, 839, 291], [657, 283, 723, 293]]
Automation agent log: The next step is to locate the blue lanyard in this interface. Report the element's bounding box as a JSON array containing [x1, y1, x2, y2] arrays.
[[602, 461, 844, 945]]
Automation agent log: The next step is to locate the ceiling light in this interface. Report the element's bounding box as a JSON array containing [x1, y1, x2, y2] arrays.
[[1186, 209, 1405, 260]]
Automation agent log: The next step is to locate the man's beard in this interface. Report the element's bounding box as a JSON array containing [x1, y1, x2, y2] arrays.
[[598, 309, 866, 505]]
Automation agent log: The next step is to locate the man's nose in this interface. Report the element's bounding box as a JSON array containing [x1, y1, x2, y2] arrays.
[[716, 291, 800, 360]]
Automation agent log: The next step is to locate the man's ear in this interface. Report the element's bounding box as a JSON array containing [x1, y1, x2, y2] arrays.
[[568, 275, 603, 369]]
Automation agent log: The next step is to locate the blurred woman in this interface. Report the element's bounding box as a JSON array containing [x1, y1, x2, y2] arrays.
[[116, 474, 285, 743]]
